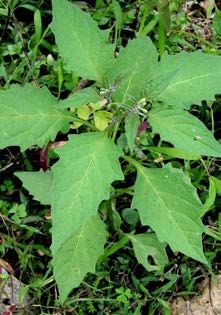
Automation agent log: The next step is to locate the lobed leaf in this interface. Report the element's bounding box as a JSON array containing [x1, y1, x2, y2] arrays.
[[155, 51, 221, 108], [51, 132, 123, 254], [149, 107, 221, 157], [0, 84, 72, 151], [15, 170, 53, 205], [131, 163, 207, 263], [107, 36, 158, 104], [53, 215, 107, 303], [128, 233, 168, 271], [51, 0, 114, 82], [141, 69, 179, 101]]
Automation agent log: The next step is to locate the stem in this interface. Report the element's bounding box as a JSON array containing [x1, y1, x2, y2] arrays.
[[210, 106, 215, 135], [105, 200, 116, 234], [171, 29, 216, 49], [137, 2, 150, 36], [114, 22, 118, 47], [115, 186, 134, 197], [98, 235, 129, 261], [109, 109, 131, 141], [71, 115, 98, 131], [122, 155, 140, 169], [200, 157, 210, 177], [111, 120, 120, 141]]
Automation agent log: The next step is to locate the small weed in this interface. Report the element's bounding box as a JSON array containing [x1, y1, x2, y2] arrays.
[[0, 1, 221, 314]]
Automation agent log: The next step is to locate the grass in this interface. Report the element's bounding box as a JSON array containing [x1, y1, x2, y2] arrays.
[[0, 0, 221, 314]]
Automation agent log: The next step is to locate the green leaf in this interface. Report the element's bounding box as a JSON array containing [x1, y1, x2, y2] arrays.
[[112, 0, 123, 31], [15, 170, 53, 205], [203, 226, 221, 241], [125, 113, 140, 151], [94, 110, 112, 131], [53, 214, 107, 303], [141, 69, 179, 101], [99, 236, 129, 260], [213, 8, 221, 36], [157, 0, 171, 33], [131, 162, 207, 263], [148, 146, 200, 160], [155, 51, 221, 108], [149, 107, 221, 157], [77, 105, 91, 120], [107, 36, 158, 104], [121, 208, 140, 225], [128, 233, 168, 271], [200, 177, 216, 217], [0, 84, 72, 151], [51, 0, 114, 82], [211, 176, 221, 195], [51, 132, 123, 254], [57, 87, 102, 109]]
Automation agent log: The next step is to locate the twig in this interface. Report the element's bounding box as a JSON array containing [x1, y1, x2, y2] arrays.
[[0, 162, 14, 173], [71, 79, 90, 94]]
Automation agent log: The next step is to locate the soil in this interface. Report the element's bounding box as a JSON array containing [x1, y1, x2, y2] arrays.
[[169, 275, 221, 315]]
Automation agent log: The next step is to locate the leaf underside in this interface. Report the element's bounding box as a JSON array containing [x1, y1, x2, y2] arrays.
[[132, 163, 207, 263]]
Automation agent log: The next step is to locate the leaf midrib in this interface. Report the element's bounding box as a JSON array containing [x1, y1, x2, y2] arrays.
[[60, 4, 103, 82], [0, 114, 72, 119], [167, 72, 217, 89], [137, 165, 200, 248]]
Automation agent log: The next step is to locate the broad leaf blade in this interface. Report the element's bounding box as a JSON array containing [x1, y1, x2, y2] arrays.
[[141, 69, 179, 101], [15, 170, 53, 205], [57, 87, 102, 109], [128, 233, 168, 271], [132, 163, 207, 263], [156, 51, 221, 108], [53, 215, 107, 303], [148, 147, 200, 160], [51, 132, 123, 254], [107, 36, 158, 104], [0, 84, 72, 151], [52, 0, 114, 82], [149, 107, 221, 157]]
